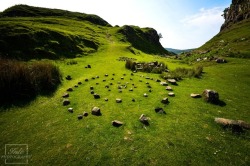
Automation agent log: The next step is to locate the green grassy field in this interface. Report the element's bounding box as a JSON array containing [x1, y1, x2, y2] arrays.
[[0, 5, 250, 166], [1, 41, 249, 165]]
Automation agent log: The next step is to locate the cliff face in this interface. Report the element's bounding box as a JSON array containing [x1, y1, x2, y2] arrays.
[[221, 0, 250, 31]]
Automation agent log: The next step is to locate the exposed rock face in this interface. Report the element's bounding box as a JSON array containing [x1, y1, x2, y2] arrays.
[[221, 0, 250, 31]]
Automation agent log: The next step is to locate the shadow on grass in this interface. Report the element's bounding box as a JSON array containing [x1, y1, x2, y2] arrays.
[[213, 100, 227, 107]]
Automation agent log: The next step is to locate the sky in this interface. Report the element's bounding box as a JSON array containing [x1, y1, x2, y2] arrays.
[[0, 0, 232, 49]]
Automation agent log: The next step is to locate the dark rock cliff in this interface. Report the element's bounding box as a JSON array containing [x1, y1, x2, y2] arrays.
[[221, 0, 250, 31]]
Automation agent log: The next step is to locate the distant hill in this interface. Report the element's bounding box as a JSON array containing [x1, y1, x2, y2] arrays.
[[0, 5, 170, 59], [165, 48, 194, 55]]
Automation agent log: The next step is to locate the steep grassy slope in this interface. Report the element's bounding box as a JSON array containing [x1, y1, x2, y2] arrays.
[[0, 5, 169, 59], [184, 19, 250, 62]]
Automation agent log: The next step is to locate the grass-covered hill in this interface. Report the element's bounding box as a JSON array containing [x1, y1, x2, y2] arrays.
[[0, 5, 169, 59]]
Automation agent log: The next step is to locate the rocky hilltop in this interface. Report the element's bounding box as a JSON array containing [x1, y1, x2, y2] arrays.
[[221, 0, 250, 31]]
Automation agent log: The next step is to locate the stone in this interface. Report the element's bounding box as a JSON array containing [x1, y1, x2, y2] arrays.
[[146, 82, 149, 84], [190, 93, 201, 98], [93, 93, 100, 99], [96, 82, 99, 85], [160, 82, 168, 86], [118, 85, 122, 89], [62, 93, 69, 98], [92, 107, 101, 116], [85, 78, 88, 82], [66, 88, 73, 92], [119, 89, 122, 93], [139, 80, 142, 82], [216, 58, 227, 63], [129, 88, 133, 91], [63, 99, 70, 106], [68, 107, 73, 113], [123, 74, 126, 76], [121, 77, 124, 80], [104, 98, 108, 101], [78, 115, 83, 120], [103, 79, 106, 82], [166, 86, 172, 91], [214, 118, 250, 132], [202, 89, 219, 103], [83, 112, 88, 117], [112, 120, 123, 127], [132, 98, 135, 102], [167, 79, 177, 85], [139, 114, 149, 125], [66, 75, 72, 80], [92, 77, 95, 80], [131, 73, 134, 76], [96, 76, 99, 78], [87, 64, 91, 68], [90, 86, 94, 90], [155, 107, 166, 114], [110, 83, 113, 85], [145, 77, 150, 79], [78, 82, 82, 85], [168, 92, 175, 97], [156, 79, 161, 82], [116, 98, 122, 103], [105, 74, 108, 77], [90, 90, 94, 94], [144, 93, 148, 97], [147, 85, 152, 88], [105, 85, 109, 88], [111, 78, 114, 80], [130, 78, 133, 80], [113, 73, 115, 76], [148, 89, 152, 92], [161, 97, 169, 104], [74, 85, 78, 88]]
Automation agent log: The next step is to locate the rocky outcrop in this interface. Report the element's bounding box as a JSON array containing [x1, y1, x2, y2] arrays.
[[221, 0, 250, 31]]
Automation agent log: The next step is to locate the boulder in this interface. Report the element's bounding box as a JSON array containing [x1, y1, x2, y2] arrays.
[[215, 118, 250, 133], [116, 98, 122, 103], [92, 107, 101, 115], [166, 86, 172, 91], [66, 88, 73, 92], [168, 92, 175, 97], [63, 99, 70, 106], [62, 93, 69, 98], [190, 93, 201, 98], [139, 114, 149, 125], [155, 107, 166, 114], [93, 93, 100, 99], [160, 82, 168, 86], [202, 89, 219, 103], [68, 107, 73, 113], [161, 97, 169, 104], [112, 120, 124, 127], [167, 79, 177, 85]]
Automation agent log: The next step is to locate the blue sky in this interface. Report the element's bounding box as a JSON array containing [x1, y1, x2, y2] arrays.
[[0, 0, 231, 49]]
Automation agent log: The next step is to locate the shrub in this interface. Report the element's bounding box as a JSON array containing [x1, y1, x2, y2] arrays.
[[0, 59, 62, 104]]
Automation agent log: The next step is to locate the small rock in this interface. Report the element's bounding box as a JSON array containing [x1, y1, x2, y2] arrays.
[[96, 82, 99, 85], [131, 73, 134, 76], [119, 89, 122, 93], [147, 85, 152, 88], [139, 114, 149, 125], [90, 86, 94, 90], [96, 76, 99, 78], [156, 79, 161, 82], [146, 82, 149, 84], [62, 93, 69, 98], [168, 92, 175, 97], [103, 79, 106, 82], [190, 93, 201, 98], [92, 107, 101, 116], [144, 93, 148, 97], [166, 86, 172, 91], [63, 99, 70, 106], [66, 88, 73, 92], [123, 74, 126, 76], [68, 107, 73, 113], [83, 112, 89, 117], [129, 88, 133, 91], [74, 85, 78, 88], [116, 98, 122, 103], [85, 79, 88, 82], [113, 73, 115, 76], [105, 85, 109, 88], [90, 90, 94, 94], [145, 77, 150, 79], [161, 97, 169, 104], [104, 98, 108, 101], [112, 120, 123, 127], [167, 79, 177, 85], [139, 80, 142, 82], [121, 77, 124, 80], [132, 98, 135, 102], [155, 107, 166, 114], [78, 115, 83, 120], [78, 82, 82, 85], [111, 78, 114, 80], [148, 89, 152, 92], [93, 93, 100, 99], [160, 82, 168, 86], [92, 77, 95, 80], [66, 75, 72, 80], [87, 64, 91, 68], [105, 74, 108, 77]]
